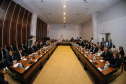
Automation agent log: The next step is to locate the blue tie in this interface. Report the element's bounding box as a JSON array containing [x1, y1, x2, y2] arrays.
[[32, 47, 34, 52]]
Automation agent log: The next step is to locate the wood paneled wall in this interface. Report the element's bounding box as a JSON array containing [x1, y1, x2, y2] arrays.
[[36, 18, 47, 41], [0, 0, 32, 47]]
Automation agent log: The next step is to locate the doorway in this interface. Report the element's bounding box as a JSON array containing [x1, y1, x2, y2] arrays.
[[100, 33, 111, 42]]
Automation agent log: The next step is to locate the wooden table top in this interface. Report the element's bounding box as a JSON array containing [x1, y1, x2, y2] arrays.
[[9, 47, 53, 74], [73, 45, 117, 76]]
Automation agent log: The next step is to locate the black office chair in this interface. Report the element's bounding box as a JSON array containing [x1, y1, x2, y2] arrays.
[[108, 57, 124, 83]]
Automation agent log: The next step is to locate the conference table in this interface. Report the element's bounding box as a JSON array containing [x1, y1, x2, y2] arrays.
[[9, 42, 117, 84]]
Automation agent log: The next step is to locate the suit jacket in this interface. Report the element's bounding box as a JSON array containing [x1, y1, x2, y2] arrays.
[[109, 57, 120, 68], [92, 47, 98, 54], [90, 46, 93, 52], [33, 45, 39, 51], [86, 45, 91, 49], [14, 47, 19, 51], [6, 53, 17, 66], [3, 48, 8, 56], [9, 47, 14, 51], [37, 44, 43, 49], [108, 42, 112, 49], [15, 51, 25, 61], [0, 50, 4, 61], [28, 47, 34, 54], [101, 51, 112, 61]]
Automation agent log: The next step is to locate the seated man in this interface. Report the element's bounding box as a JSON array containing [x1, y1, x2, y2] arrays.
[[0, 68, 8, 84], [3, 45, 8, 56], [37, 42, 43, 49], [106, 52, 120, 68], [86, 42, 91, 50], [33, 42, 39, 51], [0, 46, 6, 68], [89, 43, 93, 52], [14, 44, 19, 52], [6, 50, 17, 66], [92, 44, 98, 54], [101, 47, 112, 61], [28, 43, 34, 54], [15, 48, 25, 61]]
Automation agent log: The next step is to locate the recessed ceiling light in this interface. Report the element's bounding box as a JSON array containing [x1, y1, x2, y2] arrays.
[[64, 17, 66, 19], [63, 12, 66, 15], [64, 5, 66, 8], [64, 20, 65, 22]]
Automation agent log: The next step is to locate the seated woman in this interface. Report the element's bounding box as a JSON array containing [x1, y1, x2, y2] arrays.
[[106, 52, 120, 68], [0, 67, 8, 84], [95, 47, 103, 56], [111, 45, 116, 53]]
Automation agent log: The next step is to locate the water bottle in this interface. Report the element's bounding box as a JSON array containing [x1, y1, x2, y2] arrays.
[[20, 63, 23, 69], [103, 63, 107, 70], [88, 54, 90, 56], [93, 55, 96, 61]]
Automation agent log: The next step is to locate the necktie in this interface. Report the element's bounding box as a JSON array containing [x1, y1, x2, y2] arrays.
[[32, 47, 34, 52], [20, 52, 22, 58]]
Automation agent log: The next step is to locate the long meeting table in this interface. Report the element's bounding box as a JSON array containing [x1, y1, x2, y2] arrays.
[[9, 42, 117, 84]]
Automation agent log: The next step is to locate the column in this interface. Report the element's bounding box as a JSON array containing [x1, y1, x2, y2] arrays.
[[92, 13, 98, 44], [30, 12, 37, 44]]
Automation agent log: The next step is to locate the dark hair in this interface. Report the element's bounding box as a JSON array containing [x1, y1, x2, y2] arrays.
[[113, 45, 115, 48], [93, 44, 96, 46]]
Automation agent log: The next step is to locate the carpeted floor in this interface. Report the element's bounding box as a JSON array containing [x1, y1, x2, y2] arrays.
[[33, 46, 92, 84]]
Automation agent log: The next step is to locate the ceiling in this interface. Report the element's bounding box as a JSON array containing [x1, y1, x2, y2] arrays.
[[13, 0, 120, 24]]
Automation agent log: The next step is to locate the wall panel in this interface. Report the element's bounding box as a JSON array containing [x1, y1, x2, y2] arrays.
[[36, 18, 47, 41], [3, 1, 14, 46], [0, 0, 9, 46], [0, 0, 32, 47]]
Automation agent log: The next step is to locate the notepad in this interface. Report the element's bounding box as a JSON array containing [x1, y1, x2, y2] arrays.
[[13, 63, 19, 68], [99, 60, 104, 62], [23, 59, 27, 61], [25, 66, 29, 70], [40, 55, 43, 57], [35, 59, 37, 62], [98, 67, 102, 71], [89, 60, 92, 62]]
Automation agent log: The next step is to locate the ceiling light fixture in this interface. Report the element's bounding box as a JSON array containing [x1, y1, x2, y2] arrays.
[[64, 17, 66, 19], [64, 5, 66, 8], [63, 12, 66, 15]]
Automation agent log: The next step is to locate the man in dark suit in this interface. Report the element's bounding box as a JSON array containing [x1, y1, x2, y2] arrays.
[[86, 42, 91, 49], [37, 42, 43, 49], [101, 47, 112, 61], [106, 52, 120, 68], [6, 50, 17, 66], [108, 39, 112, 49], [9, 45, 14, 51], [89, 43, 93, 52], [28, 43, 34, 54], [33, 42, 39, 51], [24, 43, 28, 55], [15, 48, 25, 61], [0, 46, 6, 68], [92, 44, 98, 54], [3, 45, 8, 56], [14, 44, 19, 52]]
